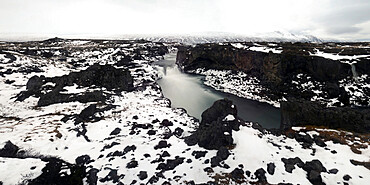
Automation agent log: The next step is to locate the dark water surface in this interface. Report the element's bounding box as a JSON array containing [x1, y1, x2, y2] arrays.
[[154, 53, 281, 128]]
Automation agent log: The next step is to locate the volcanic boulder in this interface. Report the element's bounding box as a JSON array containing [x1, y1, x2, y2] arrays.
[[185, 99, 241, 150]]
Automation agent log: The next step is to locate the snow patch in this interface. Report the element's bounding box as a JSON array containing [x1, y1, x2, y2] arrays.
[[223, 114, 235, 121], [0, 158, 46, 185]]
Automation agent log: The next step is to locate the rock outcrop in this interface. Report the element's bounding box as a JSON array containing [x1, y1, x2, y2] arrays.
[[185, 99, 241, 150], [280, 98, 370, 133], [16, 64, 133, 106]]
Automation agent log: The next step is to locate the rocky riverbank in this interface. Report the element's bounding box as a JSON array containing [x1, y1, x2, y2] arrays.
[[176, 42, 370, 134]]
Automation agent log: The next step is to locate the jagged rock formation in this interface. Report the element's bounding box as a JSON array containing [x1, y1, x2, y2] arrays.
[[185, 99, 241, 150]]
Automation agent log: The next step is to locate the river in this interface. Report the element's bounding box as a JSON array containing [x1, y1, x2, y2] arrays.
[[153, 53, 281, 128]]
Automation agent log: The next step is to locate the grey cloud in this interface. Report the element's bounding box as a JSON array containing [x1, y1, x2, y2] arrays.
[[0, 0, 370, 41], [326, 26, 361, 34], [313, 0, 370, 35]]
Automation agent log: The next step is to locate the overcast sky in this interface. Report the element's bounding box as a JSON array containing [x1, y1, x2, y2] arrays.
[[0, 0, 369, 41]]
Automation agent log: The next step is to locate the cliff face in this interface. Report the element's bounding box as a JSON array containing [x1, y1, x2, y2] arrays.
[[177, 43, 370, 132], [356, 58, 370, 75], [177, 44, 351, 87], [280, 98, 370, 133]]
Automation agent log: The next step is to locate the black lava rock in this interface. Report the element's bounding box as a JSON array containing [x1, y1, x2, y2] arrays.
[[100, 169, 124, 183], [204, 167, 214, 173], [329, 168, 338, 174], [137, 171, 148, 180], [173, 127, 184, 137], [294, 133, 314, 148], [154, 140, 171, 150], [303, 160, 326, 173], [79, 104, 97, 121], [343, 174, 351, 181], [15, 75, 44, 101], [210, 156, 222, 167], [4, 79, 15, 84], [254, 168, 267, 183], [231, 168, 244, 180], [185, 99, 241, 150], [110, 128, 121, 135], [191, 151, 207, 159], [148, 176, 159, 184], [144, 154, 151, 158], [156, 156, 184, 171], [124, 145, 137, 154], [314, 136, 327, 147], [75, 155, 91, 166], [161, 151, 170, 158], [131, 123, 152, 130], [302, 159, 327, 185], [147, 130, 156, 135], [201, 99, 237, 125], [307, 170, 324, 185], [217, 146, 230, 160], [87, 168, 99, 185], [152, 119, 160, 123], [267, 162, 276, 175], [26, 75, 45, 93], [0, 141, 19, 157], [245, 170, 251, 177], [109, 150, 126, 158], [161, 119, 173, 127], [281, 157, 304, 173], [126, 160, 138, 168], [28, 157, 87, 185]]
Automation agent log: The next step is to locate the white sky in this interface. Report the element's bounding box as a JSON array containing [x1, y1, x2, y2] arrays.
[[0, 0, 369, 41]]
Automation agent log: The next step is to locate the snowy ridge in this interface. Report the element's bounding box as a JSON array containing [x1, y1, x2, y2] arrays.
[[121, 31, 322, 44]]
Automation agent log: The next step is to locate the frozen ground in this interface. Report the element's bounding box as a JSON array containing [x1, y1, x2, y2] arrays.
[[0, 40, 369, 185]]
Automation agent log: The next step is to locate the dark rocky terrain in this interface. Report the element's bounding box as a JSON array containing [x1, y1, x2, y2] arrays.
[[0, 39, 369, 185], [281, 98, 370, 133]]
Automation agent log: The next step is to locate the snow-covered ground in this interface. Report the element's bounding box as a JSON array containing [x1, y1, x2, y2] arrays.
[[189, 68, 281, 107], [0, 40, 369, 185], [231, 42, 283, 54], [310, 48, 370, 63]]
